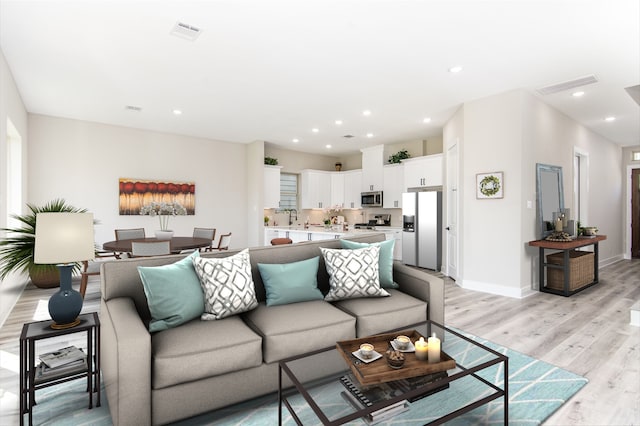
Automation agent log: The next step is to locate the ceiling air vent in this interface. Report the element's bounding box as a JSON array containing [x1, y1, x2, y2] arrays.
[[124, 105, 142, 112], [170, 21, 202, 41], [342, 134, 355, 139], [537, 75, 598, 95]]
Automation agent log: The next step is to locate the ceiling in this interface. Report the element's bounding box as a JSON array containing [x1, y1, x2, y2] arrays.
[[1, 0, 638, 155]]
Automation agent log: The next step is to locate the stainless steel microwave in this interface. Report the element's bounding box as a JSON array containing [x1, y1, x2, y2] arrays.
[[361, 191, 383, 207]]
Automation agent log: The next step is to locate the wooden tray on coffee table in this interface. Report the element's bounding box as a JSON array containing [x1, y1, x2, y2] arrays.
[[336, 329, 456, 386]]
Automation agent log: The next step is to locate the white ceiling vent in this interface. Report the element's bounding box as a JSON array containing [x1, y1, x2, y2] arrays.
[[342, 134, 355, 138], [537, 75, 599, 95], [124, 105, 142, 112], [170, 22, 202, 41]]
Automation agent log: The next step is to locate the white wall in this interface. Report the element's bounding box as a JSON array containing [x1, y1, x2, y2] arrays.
[[449, 89, 624, 298], [27, 114, 249, 248]]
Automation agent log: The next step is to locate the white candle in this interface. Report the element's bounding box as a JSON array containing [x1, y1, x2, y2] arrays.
[[414, 337, 428, 361], [555, 217, 563, 232], [427, 333, 441, 363]]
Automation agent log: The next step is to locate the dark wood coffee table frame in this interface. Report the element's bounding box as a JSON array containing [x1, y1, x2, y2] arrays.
[[278, 320, 508, 425]]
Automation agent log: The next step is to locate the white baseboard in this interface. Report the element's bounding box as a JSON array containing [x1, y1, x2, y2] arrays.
[[459, 279, 532, 299]]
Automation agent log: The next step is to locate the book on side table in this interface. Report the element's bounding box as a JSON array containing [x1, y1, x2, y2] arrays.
[[35, 346, 87, 384]]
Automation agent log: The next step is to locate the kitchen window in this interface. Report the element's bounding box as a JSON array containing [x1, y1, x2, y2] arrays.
[[280, 173, 298, 210]]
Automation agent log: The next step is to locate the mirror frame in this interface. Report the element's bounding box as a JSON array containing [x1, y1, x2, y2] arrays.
[[536, 163, 564, 239]]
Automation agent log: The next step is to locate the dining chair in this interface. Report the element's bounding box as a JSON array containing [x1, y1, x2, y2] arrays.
[[193, 227, 216, 252], [114, 228, 146, 257], [79, 250, 120, 299], [131, 240, 171, 257], [213, 232, 232, 251]]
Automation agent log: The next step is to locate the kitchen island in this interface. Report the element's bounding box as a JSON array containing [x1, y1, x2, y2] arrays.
[[264, 226, 402, 260]]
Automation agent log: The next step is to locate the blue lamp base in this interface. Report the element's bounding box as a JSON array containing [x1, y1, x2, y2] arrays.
[[48, 264, 83, 329]]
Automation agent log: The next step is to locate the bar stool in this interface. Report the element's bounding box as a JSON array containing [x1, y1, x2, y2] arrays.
[[271, 238, 293, 245]]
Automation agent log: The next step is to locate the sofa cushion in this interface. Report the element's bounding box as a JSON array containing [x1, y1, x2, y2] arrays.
[[137, 251, 204, 332], [340, 239, 398, 289], [320, 246, 390, 302], [151, 315, 262, 389], [332, 289, 427, 337], [194, 249, 259, 320], [243, 300, 356, 363], [258, 256, 323, 306]]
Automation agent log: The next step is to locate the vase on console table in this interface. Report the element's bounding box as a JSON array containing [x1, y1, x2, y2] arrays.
[[155, 230, 174, 240]]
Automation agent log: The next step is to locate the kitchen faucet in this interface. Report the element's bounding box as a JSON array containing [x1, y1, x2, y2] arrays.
[[288, 209, 298, 225]]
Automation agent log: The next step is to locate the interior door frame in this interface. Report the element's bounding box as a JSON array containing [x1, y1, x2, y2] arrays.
[[627, 164, 640, 259]]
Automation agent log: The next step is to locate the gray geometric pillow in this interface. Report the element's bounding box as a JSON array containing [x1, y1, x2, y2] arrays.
[[193, 249, 258, 320], [320, 246, 390, 302]]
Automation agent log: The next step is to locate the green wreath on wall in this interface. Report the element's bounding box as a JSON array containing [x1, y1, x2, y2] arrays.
[[479, 175, 501, 196]]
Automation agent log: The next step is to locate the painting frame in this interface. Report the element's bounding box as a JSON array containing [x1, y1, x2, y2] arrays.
[[476, 172, 504, 199], [119, 178, 196, 215]]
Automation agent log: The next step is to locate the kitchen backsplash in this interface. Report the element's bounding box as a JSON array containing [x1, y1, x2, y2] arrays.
[[263, 208, 402, 227]]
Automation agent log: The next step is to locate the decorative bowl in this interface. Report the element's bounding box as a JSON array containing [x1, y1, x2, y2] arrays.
[[583, 227, 598, 236], [385, 349, 405, 369]]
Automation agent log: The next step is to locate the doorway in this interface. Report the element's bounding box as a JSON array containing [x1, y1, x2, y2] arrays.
[[632, 168, 640, 259]]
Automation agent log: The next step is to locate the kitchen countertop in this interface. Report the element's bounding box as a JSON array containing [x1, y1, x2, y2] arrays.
[[265, 226, 402, 234]]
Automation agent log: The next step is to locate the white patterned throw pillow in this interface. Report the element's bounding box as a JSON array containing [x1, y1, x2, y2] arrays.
[[320, 246, 390, 302], [193, 249, 258, 320]]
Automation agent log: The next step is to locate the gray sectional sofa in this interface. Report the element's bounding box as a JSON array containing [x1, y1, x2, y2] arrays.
[[100, 233, 444, 425]]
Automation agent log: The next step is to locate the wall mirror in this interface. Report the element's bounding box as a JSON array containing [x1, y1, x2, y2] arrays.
[[536, 163, 564, 239]]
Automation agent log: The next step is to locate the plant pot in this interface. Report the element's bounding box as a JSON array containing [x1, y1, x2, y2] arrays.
[[29, 267, 60, 289], [155, 230, 174, 240]]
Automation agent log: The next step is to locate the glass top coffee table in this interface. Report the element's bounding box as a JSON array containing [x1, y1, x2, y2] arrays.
[[278, 320, 508, 425]]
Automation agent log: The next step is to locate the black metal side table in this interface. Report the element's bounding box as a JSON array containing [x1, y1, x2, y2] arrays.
[[19, 312, 100, 426]]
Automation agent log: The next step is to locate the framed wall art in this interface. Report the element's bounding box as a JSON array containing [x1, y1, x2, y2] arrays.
[[476, 172, 504, 199], [119, 178, 195, 215]]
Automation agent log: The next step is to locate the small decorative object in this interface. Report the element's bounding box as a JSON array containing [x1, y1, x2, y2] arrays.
[[427, 333, 441, 363], [385, 349, 405, 369], [414, 337, 428, 361], [394, 335, 411, 350], [476, 172, 504, 199], [33, 212, 95, 329], [264, 157, 278, 165], [140, 201, 187, 238], [555, 216, 563, 232], [335, 162, 342, 171], [545, 231, 573, 242], [264, 216, 270, 226], [583, 226, 598, 236], [388, 149, 410, 164], [359, 343, 374, 359]]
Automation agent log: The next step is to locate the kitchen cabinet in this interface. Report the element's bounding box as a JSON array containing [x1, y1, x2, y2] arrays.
[[403, 154, 443, 189], [383, 228, 403, 260], [263, 165, 282, 209], [383, 164, 404, 208], [330, 173, 345, 208], [300, 170, 331, 209], [343, 170, 362, 209], [361, 145, 384, 191]]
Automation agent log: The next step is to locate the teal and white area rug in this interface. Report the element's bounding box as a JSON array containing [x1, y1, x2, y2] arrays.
[[29, 330, 587, 426]]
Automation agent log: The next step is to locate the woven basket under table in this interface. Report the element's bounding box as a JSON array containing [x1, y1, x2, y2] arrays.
[[546, 250, 594, 291]]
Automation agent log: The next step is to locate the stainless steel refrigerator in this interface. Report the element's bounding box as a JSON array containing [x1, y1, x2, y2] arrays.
[[402, 190, 442, 271]]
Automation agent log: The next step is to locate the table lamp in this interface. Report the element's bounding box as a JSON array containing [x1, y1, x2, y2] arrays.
[[34, 212, 95, 329]]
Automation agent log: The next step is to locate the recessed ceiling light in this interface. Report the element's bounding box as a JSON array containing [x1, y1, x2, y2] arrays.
[[448, 66, 463, 73], [605, 116, 616, 122], [362, 110, 371, 116], [423, 117, 432, 123], [366, 133, 374, 138], [572, 91, 585, 97], [172, 109, 182, 115], [326, 144, 332, 149], [312, 128, 319, 133], [335, 120, 343, 125], [292, 138, 299, 143]]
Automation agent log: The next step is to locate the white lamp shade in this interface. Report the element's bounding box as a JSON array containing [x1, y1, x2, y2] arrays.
[[34, 213, 95, 264]]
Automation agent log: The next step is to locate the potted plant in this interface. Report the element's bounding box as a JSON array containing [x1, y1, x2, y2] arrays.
[[0, 199, 88, 288], [388, 149, 410, 164], [264, 157, 278, 165]]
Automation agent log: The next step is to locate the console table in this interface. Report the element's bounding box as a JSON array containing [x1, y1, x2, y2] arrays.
[[529, 235, 606, 296]]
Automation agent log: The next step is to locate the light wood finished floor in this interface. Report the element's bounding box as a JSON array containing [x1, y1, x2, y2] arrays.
[[0, 260, 638, 425]]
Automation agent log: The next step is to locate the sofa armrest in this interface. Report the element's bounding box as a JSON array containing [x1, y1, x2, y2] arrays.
[[392, 261, 444, 326], [100, 297, 152, 426]]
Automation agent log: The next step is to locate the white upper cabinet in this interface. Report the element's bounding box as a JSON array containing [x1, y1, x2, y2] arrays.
[[383, 164, 404, 208], [263, 165, 282, 209], [330, 172, 345, 208], [300, 170, 331, 209], [403, 154, 443, 189], [361, 145, 385, 192], [343, 170, 362, 209]]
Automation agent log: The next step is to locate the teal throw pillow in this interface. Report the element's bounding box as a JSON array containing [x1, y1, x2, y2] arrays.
[[340, 239, 398, 288], [258, 256, 323, 306], [138, 251, 204, 332]]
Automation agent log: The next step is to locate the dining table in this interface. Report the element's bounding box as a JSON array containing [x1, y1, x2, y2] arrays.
[[102, 237, 212, 254]]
